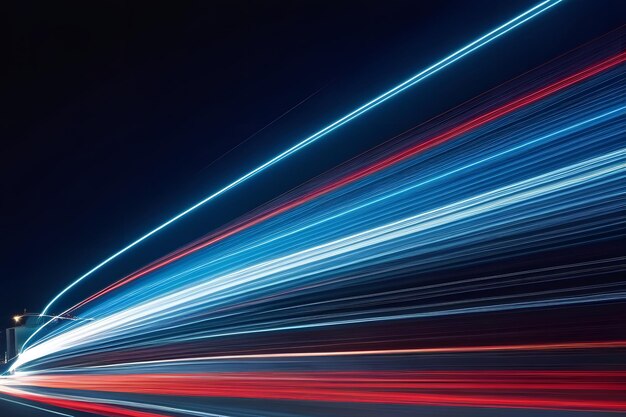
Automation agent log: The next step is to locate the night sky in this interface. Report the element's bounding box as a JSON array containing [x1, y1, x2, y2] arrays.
[[2, 0, 624, 350]]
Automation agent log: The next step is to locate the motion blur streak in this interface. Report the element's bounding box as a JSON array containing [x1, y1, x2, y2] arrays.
[[65, 48, 626, 315], [1, 386, 169, 417], [0, 395, 75, 417], [4, 20, 626, 417], [60, 340, 626, 365], [37, 0, 564, 320], [6, 372, 626, 412]]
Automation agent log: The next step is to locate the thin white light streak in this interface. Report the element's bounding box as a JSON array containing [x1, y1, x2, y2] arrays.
[[0, 394, 75, 417], [13, 147, 622, 372], [38, 0, 562, 320]]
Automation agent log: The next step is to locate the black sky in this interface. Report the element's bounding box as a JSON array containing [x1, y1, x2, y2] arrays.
[[1, 0, 624, 350]]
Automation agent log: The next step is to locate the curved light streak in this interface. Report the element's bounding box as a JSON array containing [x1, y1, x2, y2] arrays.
[[39, 0, 562, 320]]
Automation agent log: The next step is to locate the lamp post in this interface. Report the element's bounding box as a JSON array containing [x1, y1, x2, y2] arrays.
[[11, 313, 93, 324]]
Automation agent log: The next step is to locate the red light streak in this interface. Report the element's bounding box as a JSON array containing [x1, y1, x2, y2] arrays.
[[7, 370, 626, 412], [66, 51, 626, 314]]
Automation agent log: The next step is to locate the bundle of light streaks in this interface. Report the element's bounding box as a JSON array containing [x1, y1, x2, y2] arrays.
[[3, 40, 626, 417], [37, 0, 564, 320], [61, 41, 624, 316]]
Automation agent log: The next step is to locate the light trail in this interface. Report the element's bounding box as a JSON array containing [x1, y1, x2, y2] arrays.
[[64, 50, 626, 316], [0, 386, 169, 417], [4, 23, 625, 417], [56, 340, 626, 370], [5, 371, 626, 413], [13, 45, 626, 369], [0, 395, 75, 417], [14, 140, 626, 370], [39, 0, 562, 320]]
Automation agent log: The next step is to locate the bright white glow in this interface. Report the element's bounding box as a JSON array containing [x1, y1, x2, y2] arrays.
[[13, 147, 622, 372]]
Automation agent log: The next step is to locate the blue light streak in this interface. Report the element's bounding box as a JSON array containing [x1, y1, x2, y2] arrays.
[[39, 0, 562, 318], [16, 67, 624, 368]]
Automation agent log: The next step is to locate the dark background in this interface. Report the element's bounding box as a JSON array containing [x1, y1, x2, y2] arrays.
[[1, 0, 624, 353]]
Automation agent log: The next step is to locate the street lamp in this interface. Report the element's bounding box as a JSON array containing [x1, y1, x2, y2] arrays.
[[10, 313, 93, 325]]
